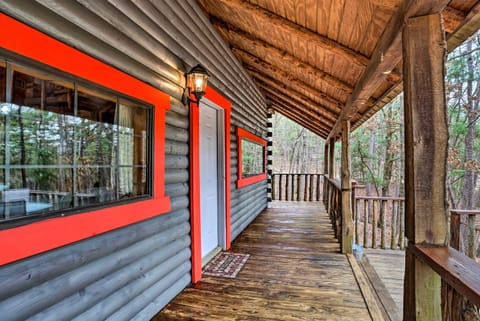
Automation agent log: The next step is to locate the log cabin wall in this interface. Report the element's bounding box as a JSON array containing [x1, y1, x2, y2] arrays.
[[0, 0, 267, 320]]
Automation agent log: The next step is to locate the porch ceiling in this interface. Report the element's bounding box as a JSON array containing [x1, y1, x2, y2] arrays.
[[196, 0, 480, 139]]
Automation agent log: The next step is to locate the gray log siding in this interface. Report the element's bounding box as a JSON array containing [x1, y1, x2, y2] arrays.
[[0, 0, 268, 320], [230, 129, 268, 241]]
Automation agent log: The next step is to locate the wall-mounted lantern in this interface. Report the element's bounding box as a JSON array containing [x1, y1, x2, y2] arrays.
[[184, 64, 209, 105]]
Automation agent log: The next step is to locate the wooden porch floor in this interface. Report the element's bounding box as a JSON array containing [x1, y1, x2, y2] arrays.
[[153, 201, 375, 320]]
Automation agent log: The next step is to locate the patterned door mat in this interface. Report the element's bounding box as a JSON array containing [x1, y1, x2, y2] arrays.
[[203, 252, 250, 278]]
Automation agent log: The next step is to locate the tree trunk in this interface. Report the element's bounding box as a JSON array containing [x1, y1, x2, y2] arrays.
[[462, 39, 475, 211], [18, 106, 27, 187]]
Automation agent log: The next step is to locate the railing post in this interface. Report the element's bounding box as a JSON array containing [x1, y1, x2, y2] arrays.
[[309, 174, 314, 202], [285, 174, 289, 201], [341, 121, 353, 254], [323, 143, 329, 205], [467, 214, 476, 259], [271, 174, 276, 201], [278, 174, 283, 200], [316, 174, 321, 201], [391, 200, 397, 249], [381, 199, 387, 249]]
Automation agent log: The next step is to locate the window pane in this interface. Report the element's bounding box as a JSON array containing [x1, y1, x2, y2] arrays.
[[0, 67, 76, 221], [9, 68, 75, 166], [118, 100, 149, 197], [1, 169, 74, 220], [76, 87, 117, 205], [241, 139, 264, 178]]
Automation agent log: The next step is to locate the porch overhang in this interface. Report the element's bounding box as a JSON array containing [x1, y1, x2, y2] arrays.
[[196, 0, 480, 139]]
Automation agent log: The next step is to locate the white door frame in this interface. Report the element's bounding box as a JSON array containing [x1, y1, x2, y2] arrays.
[[199, 98, 227, 260]]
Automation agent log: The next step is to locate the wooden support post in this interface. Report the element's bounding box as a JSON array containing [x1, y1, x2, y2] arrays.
[[328, 140, 336, 214], [403, 13, 448, 321], [341, 121, 353, 254], [328, 139, 335, 179], [323, 143, 329, 204]]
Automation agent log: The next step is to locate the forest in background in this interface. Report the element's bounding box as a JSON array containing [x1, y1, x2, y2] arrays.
[[272, 29, 480, 209]]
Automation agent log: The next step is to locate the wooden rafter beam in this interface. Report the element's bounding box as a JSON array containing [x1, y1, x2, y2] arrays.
[[258, 84, 335, 128], [368, 0, 471, 34], [270, 101, 328, 137], [247, 67, 342, 115], [264, 94, 334, 132], [255, 80, 337, 125], [270, 102, 329, 138], [326, 0, 451, 141], [231, 47, 353, 96], [210, 18, 399, 91], [204, 0, 370, 68], [235, 49, 347, 105], [446, 2, 480, 51]]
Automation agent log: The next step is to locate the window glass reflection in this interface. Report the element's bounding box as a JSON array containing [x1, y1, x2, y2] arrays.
[[0, 63, 151, 222], [241, 139, 264, 178]]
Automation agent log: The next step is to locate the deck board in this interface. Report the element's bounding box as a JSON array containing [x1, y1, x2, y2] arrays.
[[153, 202, 374, 320]]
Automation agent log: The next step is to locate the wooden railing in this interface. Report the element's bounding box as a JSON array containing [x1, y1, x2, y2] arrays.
[[271, 173, 323, 201], [429, 209, 480, 320], [354, 196, 406, 250], [450, 209, 480, 260], [412, 244, 480, 320], [322, 175, 480, 318], [324, 176, 342, 240]]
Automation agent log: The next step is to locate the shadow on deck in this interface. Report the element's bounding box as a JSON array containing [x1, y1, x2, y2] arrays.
[[153, 201, 380, 320]]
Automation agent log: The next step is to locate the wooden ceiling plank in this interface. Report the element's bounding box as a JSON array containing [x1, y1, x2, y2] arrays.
[[443, 6, 467, 33], [271, 102, 330, 138], [305, 0, 318, 32], [210, 0, 370, 67], [326, 0, 451, 141], [258, 84, 335, 127], [326, 0, 346, 42], [247, 67, 342, 115]]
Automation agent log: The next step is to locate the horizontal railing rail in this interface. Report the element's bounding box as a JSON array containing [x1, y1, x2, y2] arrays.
[[324, 176, 342, 240]]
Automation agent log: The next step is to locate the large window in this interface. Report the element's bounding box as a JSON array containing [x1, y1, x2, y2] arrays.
[[0, 62, 151, 222]]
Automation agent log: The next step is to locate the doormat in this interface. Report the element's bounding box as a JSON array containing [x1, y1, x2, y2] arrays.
[[203, 252, 250, 278]]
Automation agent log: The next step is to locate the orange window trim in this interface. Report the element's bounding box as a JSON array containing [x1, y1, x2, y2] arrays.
[[0, 13, 171, 265], [236, 127, 267, 188]]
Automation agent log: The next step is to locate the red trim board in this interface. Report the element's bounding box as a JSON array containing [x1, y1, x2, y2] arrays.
[[190, 86, 232, 283], [236, 127, 267, 188], [0, 13, 171, 265]]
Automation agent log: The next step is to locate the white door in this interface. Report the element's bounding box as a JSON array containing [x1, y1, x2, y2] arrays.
[[200, 102, 221, 260]]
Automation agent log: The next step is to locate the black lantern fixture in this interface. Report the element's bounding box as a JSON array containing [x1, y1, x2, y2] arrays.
[[184, 64, 209, 105]]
